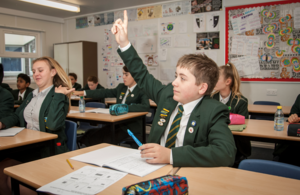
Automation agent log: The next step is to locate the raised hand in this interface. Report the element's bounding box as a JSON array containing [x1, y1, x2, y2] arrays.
[[111, 10, 129, 48]]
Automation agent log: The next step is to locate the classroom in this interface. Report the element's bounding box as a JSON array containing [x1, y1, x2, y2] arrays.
[[0, 0, 300, 194]]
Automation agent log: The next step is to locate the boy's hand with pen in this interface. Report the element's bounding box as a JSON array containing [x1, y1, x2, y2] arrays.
[[139, 144, 171, 164]]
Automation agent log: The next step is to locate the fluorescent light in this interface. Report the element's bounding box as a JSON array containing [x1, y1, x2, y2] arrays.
[[20, 0, 80, 12]]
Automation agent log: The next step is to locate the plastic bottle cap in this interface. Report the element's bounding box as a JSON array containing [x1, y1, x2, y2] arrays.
[[277, 106, 282, 109], [56, 142, 61, 146], [80, 96, 83, 98]]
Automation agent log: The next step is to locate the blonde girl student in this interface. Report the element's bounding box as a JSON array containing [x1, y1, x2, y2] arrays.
[[212, 63, 250, 164], [0, 57, 74, 195]]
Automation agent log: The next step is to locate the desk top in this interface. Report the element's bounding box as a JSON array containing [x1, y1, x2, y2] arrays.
[[106, 99, 157, 107], [4, 143, 174, 194], [70, 97, 93, 101], [232, 119, 300, 142], [0, 129, 57, 151], [248, 104, 291, 115], [177, 167, 300, 195], [67, 106, 148, 122]]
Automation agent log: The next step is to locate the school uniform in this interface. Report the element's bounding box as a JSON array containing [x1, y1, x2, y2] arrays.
[[1, 83, 12, 91], [274, 94, 300, 166], [118, 44, 236, 167], [0, 86, 69, 158], [79, 83, 150, 146], [212, 92, 251, 158], [73, 83, 82, 91], [11, 87, 34, 105], [81, 83, 104, 91], [0, 86, 14, 120]]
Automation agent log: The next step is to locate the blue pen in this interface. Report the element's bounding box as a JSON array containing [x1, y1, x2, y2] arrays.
[[127, 129, 142, 147]]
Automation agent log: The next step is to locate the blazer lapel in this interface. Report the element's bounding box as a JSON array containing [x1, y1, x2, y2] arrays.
[[39, 87, 54, 132], [117, 85, 127, 104]]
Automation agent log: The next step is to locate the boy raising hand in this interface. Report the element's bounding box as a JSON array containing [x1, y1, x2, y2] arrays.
[[112, 11, 236, 167]]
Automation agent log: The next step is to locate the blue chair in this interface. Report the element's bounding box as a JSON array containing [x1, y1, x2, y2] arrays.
[[65, 120, 77, 151], [251, 101, 280, 121], [239, 159, 300, 180], [78, 102, 106, 130]]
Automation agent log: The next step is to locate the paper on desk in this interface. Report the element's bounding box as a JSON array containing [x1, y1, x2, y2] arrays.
[[85, 108, 110, 114], [69, 110, 80, 114], [70, 95, 79, 100], [37, 166, 127, 195], [0, 127, 24, 137]]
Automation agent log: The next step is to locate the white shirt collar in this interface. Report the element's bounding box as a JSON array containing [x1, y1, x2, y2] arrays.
[[219, 91, 231, 105], [33, 85, 53, 97], [179, 96, 203, 115], [18, 89, 26, 96], [128, 84, 137, 93]]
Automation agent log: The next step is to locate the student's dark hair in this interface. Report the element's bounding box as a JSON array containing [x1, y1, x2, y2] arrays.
[[17, 73, 31, 84], [68, 73, 77, 80], [123, 66, 129, 72], [0, 63, 3, 85], [87, 76, 98, 84], [176, 54, 219, 95]]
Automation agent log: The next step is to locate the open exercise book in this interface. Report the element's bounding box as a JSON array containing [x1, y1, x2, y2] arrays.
[[71, 146, 166, 177], [85, 108, 110, 114], [0, 127, 24, 137]]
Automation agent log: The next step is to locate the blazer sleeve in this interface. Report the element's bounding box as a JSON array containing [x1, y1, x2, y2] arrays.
[[80, 84, 89, 91], [75, 83, 82, 91], [235, 98, 249, 119], [45, 93, 69, 131], [118, 46, 165, 105], [290, 94, 300, 116], [172, 106, 236, 167], [0, 91, 14, 121], [86, 85, 119, 99], [128, 92, 150, 112]]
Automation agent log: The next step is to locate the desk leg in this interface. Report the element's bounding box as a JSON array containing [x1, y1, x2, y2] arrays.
[[11, 177, 20, 195], [142, 116, 146, 143], [50, 139, 55, 156], [111, 123, 116, 144]]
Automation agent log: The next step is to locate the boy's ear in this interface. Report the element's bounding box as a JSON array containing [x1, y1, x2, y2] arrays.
[[25, 82, 30, 88], [198, 83, 208, 95]]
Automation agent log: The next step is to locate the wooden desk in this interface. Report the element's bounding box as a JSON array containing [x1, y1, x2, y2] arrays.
[[4, 143, 175, 195], [71, 97, 93, 101], [232, 119, 300, 143], [14, 105, 20, 108], [67, 106, 148, 144], [0, 129, 57, 156], [106, 99, 157, 107], [177, 167, 300, 194], [248, 104, 291, 115]]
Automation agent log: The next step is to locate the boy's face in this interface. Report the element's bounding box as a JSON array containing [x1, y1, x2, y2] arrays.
[[17, 77, 29, 90], [69, 76, 76, 85], [88, 81, 98, 90], [172, 66, 205, 104], [122, 70, 136, 88]]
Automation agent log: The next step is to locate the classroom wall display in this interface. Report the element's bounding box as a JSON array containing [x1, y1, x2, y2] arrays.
[[226, 0, 300, 82], [196, 32, 219, 50], [137, 5, 162, 20], [162, 0, 191, 17], [191, 0, 222, 14], [76, 17, 88, 29], [114, 9, 137, 22]]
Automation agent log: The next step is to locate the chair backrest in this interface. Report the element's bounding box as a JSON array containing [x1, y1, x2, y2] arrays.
[[146, 108, 155, 124], [65, 120, 77, 151], [238, 159, 300, 180], [86, 102, 106, 108], [253, 101, 280, 106]]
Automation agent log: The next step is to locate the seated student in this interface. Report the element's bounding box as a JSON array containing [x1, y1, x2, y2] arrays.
[[273, 94, 300, 166], [80, 76, 104, 91], [73, 66, 150, 146], [69, 73, 82, 90], [0, 57, 74, 195], [110, 11, 236, 167], [0, 64, 14, 120], [212, 63, 250, 165], [11, 73, 34, 105]]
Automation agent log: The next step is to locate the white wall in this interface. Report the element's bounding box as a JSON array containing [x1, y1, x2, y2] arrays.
[[0, 12, 64, 89], [62, 0, 299, 106]]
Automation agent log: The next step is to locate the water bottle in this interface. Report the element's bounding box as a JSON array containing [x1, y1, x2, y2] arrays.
[[274, 106, 284, 131], [79, 96, 85, 113]]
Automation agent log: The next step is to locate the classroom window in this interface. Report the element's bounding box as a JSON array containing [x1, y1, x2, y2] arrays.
[[0, 57, 35, 76]]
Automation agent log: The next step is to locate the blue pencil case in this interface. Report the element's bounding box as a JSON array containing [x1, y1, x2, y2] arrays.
[[109, 104, 129, 116]]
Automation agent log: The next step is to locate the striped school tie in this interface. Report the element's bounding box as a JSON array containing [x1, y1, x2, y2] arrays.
[[19, 96, 22, 101], [165, 105, 184, 148]]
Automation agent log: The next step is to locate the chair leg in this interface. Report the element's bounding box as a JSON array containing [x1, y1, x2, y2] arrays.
[[77, 141, 81, 149]]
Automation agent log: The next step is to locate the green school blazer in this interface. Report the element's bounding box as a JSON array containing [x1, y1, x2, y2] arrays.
[[73, 83, 82, 91], [86, 83, 150, 137], [290, 94, 300, 116], [0, 86, 14, 120], [80, 83, 104, 91], [212, 92, 249, 118], [1, 83, 12, 91], [0, 87, 69, 157], [118, 45, 236, 167], [11, 87, 34, 105]]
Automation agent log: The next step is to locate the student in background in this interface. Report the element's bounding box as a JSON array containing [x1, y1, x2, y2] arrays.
[[72, 66, 150, 146], [0, 63, 12, 92], [11, 73, 34, 105], [212, 62, 249, 165], [80, 76, 104, 91], [0, 57, 74, 195], [273, 94, 300, 166], [68, 73, 82, 90], [0, 64, 14, 120], [110, 11, 236, 167]]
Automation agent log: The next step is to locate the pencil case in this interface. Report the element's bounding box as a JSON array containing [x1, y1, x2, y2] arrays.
[[109, 104, 128, 116], [229, 113, 245, 125], [287, 124, 300, 137], [122, 175, 188, 195]]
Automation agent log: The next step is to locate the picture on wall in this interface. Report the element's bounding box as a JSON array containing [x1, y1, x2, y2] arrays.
[[196, 32, 219, 50], [191, 0, 222, 14]]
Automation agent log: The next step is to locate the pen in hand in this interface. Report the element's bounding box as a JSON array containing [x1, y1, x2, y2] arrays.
[[127, 129, 142, 148]]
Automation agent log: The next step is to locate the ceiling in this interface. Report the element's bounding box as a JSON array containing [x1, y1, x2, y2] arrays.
[[0, 0, 170, 18]]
